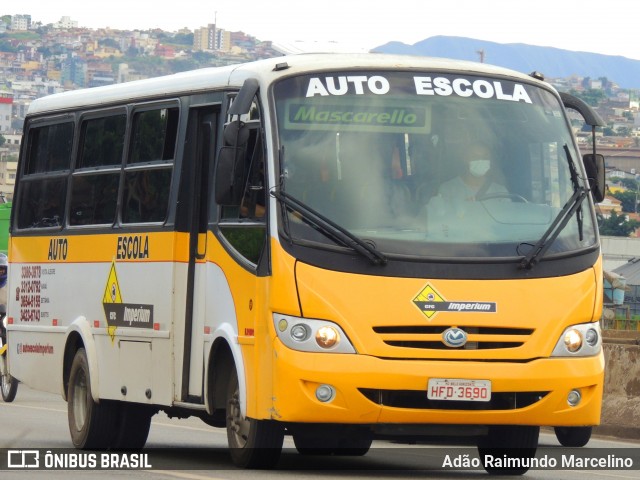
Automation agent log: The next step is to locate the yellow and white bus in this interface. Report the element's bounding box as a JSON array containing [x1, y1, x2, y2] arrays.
[[5, 53, 606, 473]]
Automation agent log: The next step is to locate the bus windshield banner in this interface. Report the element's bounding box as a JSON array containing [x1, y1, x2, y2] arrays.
[[284, 100, 431, 133]]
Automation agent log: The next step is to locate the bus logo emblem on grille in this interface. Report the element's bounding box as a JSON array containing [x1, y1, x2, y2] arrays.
[[413, 283, 497, 321], [442, 327, 467, 348]]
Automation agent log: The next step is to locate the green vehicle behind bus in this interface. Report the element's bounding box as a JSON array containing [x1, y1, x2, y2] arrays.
[[0, 201, 10, 254]]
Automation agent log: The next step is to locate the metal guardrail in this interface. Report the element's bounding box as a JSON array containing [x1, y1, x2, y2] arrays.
[[602, 304, 640, 330]]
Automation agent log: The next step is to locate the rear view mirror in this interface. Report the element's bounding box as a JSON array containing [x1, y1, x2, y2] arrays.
[[224, 120, 249, 147], [583, 153, 605, 203], [215, 146, 246, 205]]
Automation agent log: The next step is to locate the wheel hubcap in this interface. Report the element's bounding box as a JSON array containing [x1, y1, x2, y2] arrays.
[[227, 388, 250, 447], [72, 370, 88, 431]]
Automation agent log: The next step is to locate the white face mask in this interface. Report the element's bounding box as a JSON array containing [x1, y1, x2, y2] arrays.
[[469, 159, 491, 177]]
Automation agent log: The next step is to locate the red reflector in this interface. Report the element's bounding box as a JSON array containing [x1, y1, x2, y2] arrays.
[[204, 326, 211, 335], [7, 317, 13, 325], [94, 320, 100, 328], [153, 323, 160, 331], [52, 319, 58, 326]]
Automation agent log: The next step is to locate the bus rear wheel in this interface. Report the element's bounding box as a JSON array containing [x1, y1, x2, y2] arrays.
[[226, 369, 284, 468], [67, 348, 119, 449], [113, 403, 154, 450], [478, 425, 539, 475]]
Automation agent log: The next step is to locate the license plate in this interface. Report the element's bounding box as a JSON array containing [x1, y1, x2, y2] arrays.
[[427, 378, 491, 401]]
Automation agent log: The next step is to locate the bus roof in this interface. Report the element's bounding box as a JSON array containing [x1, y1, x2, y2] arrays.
[[27, 53, 546, 116]]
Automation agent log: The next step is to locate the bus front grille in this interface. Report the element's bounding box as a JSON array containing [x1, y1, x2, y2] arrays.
[[372, 325, 534, 350], [358, 388, 548, 410]]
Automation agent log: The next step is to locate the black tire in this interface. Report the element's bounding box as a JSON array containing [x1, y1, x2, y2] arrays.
[[226, 369, 284, 468], [113, 403, 153, 450], [293, 431, 372, 456], [293, 435, 335, 455], [0, 360, 17, 402], [554, 426, 592, 447], [0, 323, 17, 403], [67, 348, 119, 449], [478, 425, 539, 475]]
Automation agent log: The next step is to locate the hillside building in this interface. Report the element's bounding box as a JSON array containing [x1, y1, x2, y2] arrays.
[[0, 92, 12, 133]]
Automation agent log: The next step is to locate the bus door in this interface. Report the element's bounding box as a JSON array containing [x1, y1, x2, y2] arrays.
[[182, 106, 218, 401]]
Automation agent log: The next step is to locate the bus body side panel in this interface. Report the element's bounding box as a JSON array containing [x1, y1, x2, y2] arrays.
[[200, 236, 260, 418], [199, 235, 301, 420], [7, 326, 65, 396], [7, 232, 184, 406]]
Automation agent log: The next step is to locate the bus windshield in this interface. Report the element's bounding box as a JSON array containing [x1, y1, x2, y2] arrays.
[[273, 71, 597, 260]]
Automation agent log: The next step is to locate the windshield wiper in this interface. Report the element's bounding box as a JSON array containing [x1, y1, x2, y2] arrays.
[[519, 187, 588, 269], [270, 189, 387, 266], [519, 145, 588, 270]]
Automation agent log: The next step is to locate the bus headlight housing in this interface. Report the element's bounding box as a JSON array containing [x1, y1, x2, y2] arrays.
[[551, 322, 601, 357], [273, 314, 356, 353]]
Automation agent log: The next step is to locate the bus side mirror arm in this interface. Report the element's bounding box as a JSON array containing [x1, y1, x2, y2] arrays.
[[559, 92, 606, 203], [214, 78, 259, 205]]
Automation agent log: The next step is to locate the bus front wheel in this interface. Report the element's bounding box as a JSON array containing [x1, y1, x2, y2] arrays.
[[293, 427, 372, 456], [226, 369, 284, 468], [67, 348, 119, 449], [478, 425, 539, 475], [554, 426, 592, 447]]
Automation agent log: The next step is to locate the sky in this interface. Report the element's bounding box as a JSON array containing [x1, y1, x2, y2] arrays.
[[16, 0, 640, 60]]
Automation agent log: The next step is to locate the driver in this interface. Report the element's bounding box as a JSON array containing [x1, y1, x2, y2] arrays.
[[436, 141, 507, 202]]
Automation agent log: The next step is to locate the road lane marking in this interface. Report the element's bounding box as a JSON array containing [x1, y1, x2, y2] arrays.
[[148, 471, 227, 480]]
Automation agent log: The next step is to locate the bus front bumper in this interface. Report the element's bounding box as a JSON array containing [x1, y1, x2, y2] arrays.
[[269, 343, 604, 427]]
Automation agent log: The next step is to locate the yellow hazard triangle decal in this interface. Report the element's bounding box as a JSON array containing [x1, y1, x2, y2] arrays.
[[102, 260, 122, 341]]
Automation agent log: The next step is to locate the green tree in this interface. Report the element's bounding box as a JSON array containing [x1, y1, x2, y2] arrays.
[[611, 190, 638, 212], [598, 211, 640, 236], [616, 126, 633, 137], [168, 57, 199, 73], [619, 177, 639, 191], [99, 38, 121, 50], [569, 88, 606, 107]]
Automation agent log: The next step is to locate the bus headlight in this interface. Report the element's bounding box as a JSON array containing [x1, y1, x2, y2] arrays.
[[551, 322, 601, 357], [272, 314, 356, 353], [564, 329, 583, 353], [316, 326, 339, 348]]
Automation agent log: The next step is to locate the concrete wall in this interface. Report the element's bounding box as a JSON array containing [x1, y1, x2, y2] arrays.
[[596, 331, 640, 439], [602, 236, 640, 271]]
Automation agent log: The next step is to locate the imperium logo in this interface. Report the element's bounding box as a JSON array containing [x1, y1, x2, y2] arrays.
[[412, 283, 497, 320]]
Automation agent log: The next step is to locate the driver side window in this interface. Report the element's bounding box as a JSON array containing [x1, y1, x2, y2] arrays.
[[217, 98, 268, 267]]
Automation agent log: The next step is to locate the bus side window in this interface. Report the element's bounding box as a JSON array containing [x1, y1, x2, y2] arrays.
[[16, 121, 73, 229], [122, 169, 172, 223], [218, 122, 267, 266], [69, 113, 126, 226], [122, 107, 178, 224]]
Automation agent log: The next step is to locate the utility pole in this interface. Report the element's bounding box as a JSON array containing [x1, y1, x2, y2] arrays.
[[476, 49, 485, 63]]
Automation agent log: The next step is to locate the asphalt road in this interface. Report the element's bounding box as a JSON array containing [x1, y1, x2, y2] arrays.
[[0, 383, 638, 479]]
